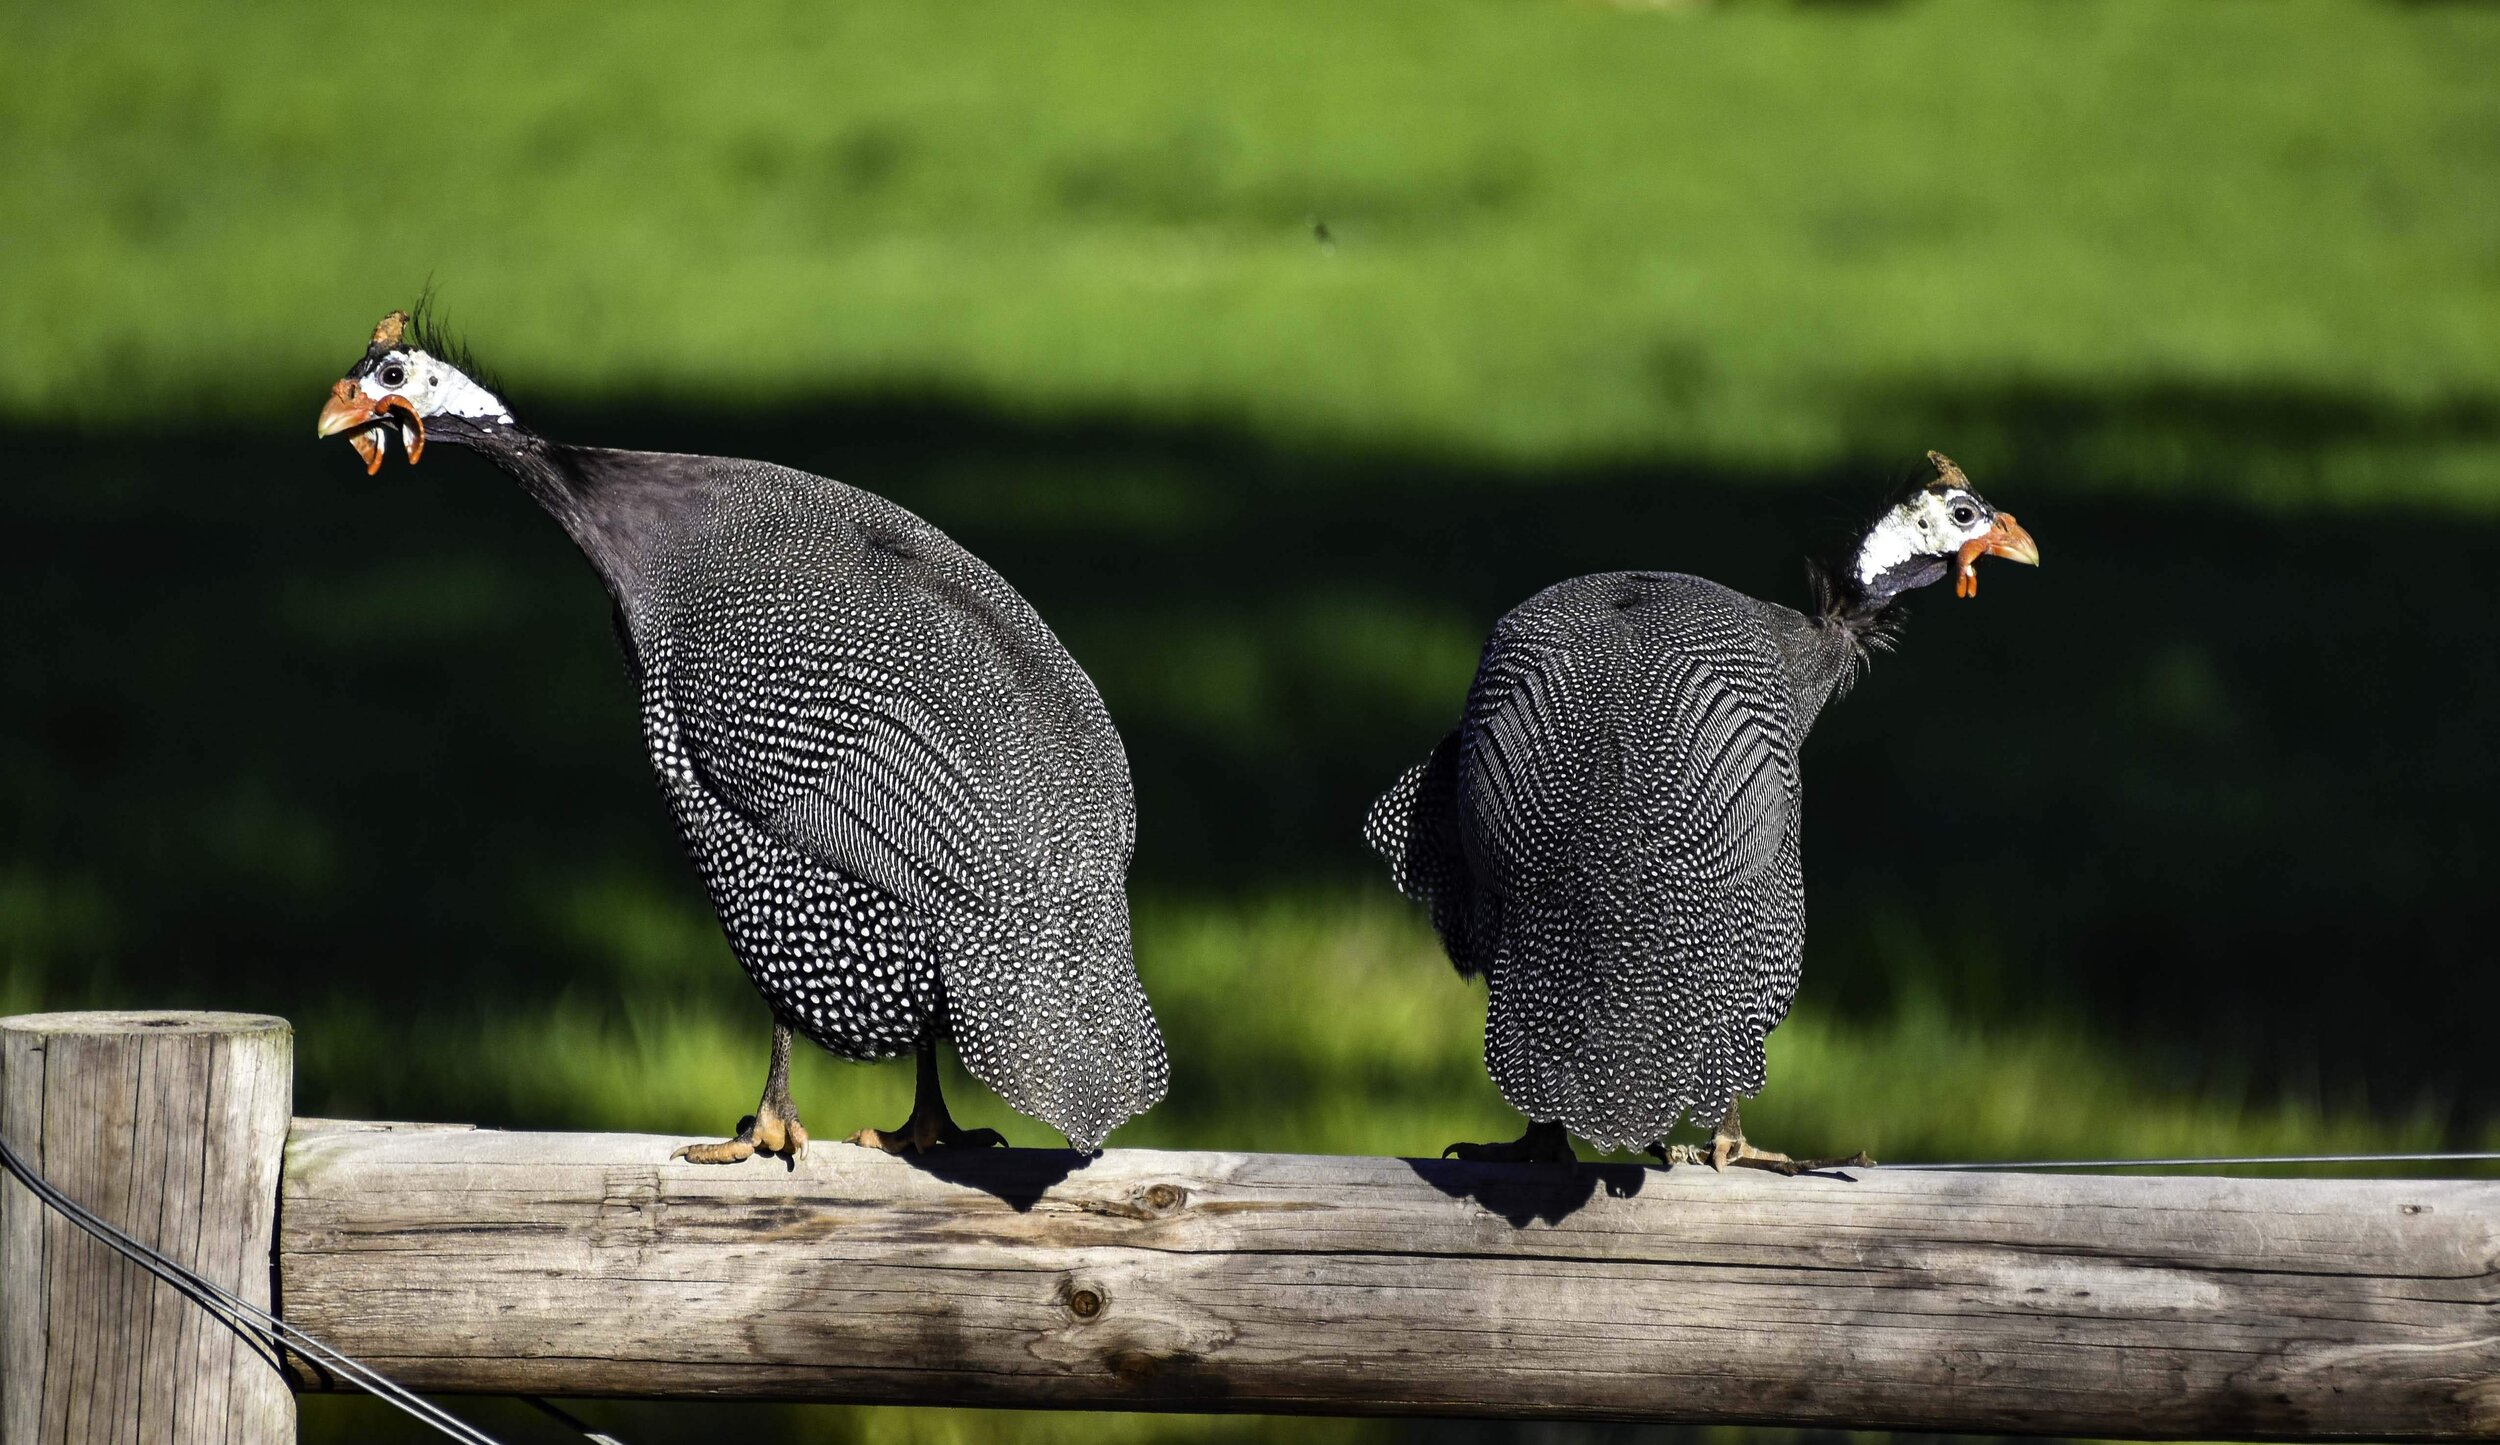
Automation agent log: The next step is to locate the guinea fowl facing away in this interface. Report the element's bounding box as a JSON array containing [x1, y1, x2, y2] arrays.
[[1365, 454, 2038, 1171], [318, 311, 1168, 1160]]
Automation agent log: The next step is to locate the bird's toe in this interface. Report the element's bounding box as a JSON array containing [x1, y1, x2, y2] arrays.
[[672, 1138, 759, 1165], [844, 1127, 910, 1155]]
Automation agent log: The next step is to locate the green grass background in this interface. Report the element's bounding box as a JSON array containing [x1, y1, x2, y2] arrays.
[[5, 1, 2499, 1441]]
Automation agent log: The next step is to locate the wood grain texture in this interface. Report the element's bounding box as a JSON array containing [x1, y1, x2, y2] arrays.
[[1, 1012, 293, 1445], [280, 1121, 2500, 1438]]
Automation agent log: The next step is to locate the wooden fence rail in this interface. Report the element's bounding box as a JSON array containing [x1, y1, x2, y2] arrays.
[[9, 1011, 2500, 1443]]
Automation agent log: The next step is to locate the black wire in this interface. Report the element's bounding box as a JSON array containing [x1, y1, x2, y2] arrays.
[[0, 1130, 506, 1445], [524, 1396, 628, 1445]]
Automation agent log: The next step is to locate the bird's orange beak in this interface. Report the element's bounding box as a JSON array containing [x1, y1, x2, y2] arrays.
[[1953, 513, 2040, 599], [316, 380, 424, 475]]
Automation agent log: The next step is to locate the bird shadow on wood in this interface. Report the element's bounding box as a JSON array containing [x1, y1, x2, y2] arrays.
[[1405, 1156, 1651, 1227], [894, 1147, 1085, 1212]]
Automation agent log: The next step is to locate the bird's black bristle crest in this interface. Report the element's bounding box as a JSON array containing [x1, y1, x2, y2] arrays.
[[1874, 452, 1960, 510], [401, 287, 496, 392]]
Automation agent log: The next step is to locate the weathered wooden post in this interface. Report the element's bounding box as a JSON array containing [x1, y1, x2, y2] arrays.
[[1, 1011, 294, 1444]]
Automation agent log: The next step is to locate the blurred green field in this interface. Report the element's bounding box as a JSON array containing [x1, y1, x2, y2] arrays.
[[6, 1, 2500, 1442], [8, 0, 2499, 506]]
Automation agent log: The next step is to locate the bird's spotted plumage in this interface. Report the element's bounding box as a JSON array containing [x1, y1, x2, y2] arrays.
[[1368, 462, 2032, 1157], [1368, 573, 1857, 1149], [320, 319, 1166, 1154], [617, 454, 1165, 1148]]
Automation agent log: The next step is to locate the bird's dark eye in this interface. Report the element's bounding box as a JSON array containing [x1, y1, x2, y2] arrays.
[[1951, 505, 1976, 526], [379, 363, 407, 388]]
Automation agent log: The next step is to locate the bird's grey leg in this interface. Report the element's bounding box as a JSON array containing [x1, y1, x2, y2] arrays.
[[846, 1038, 1009, 1154], [671, 1021, 810, 1166], [1666, 1101, 1871, 1175], [751, 1022, 809, 1157], [1443, 1120, 1576, 1164]]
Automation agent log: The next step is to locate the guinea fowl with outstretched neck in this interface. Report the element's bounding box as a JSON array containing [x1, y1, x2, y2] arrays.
[[1365, 454, 2038, 1171], [317, 310, 1168, 1162]]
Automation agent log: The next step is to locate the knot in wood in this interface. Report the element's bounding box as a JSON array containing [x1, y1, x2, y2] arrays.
[[1142, 1183, 1184, 1211], [1068, 1287, 1104, 1320]]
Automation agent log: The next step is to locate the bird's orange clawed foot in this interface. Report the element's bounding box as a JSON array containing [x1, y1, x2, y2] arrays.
[[1656, 1135, 1871, 1175], [672, 1103, 809, 1166], [1654, 1102, 1870, 1176]]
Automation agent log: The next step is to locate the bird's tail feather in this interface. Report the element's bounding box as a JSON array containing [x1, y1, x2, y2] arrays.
[[941, 895, 1167, 1152], [1364, 731, 1484, 975], [1482, 888, 1780, 1152]]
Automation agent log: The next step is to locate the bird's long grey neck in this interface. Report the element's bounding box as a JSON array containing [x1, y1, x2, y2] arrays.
[[456, 427, 650, 601], [457, 427, 580, 524]]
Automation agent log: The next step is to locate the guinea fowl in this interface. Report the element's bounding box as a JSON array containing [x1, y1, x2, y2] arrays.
[[317, 311, 1167, 1160], [1365, 454, 2037, 1170]]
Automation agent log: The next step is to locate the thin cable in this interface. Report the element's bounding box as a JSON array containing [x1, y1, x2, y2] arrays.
[[0, 1130, 505, 1445], [524, 1396, 628, 1445], [1881, 1150, 2500, 1172]]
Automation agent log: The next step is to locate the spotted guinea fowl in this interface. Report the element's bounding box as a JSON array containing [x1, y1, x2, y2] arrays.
[[1365, 454, 2037, 1169], [318, 310, 1167, 1160]]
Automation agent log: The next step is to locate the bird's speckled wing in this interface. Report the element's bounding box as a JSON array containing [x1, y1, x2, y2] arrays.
[[630, 460, 1162, 1149], [651, 472, 1129, 916], [1453, 572, 1806, 1149]]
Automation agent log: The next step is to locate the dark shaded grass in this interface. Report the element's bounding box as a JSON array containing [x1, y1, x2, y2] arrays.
[[5, 384, 2495, 1124]]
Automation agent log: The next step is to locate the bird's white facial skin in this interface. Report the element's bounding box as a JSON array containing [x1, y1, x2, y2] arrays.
[[1853, 487, 1996, 588], [360, 348, 512, 447]]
